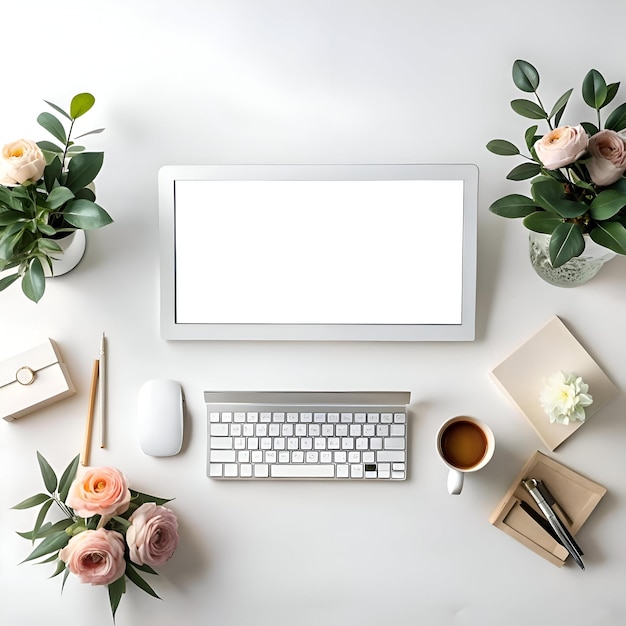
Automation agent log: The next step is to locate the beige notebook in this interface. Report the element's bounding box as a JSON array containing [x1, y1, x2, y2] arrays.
[[491, 316, 619, 450]]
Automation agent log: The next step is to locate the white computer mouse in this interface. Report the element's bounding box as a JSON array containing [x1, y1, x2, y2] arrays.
[[137, 378, 184, 457]]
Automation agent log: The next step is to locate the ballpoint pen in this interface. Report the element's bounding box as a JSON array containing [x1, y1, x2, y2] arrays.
[[522, 478, 585, 570]]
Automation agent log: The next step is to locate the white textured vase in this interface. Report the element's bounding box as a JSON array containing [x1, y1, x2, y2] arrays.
[[44, 230, 86, 277], [529, 231, 615, 287]]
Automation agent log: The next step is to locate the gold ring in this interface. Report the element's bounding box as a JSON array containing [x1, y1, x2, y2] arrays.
[[16, 366, 36, 385]]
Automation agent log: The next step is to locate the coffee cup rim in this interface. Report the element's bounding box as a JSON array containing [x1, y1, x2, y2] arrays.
[[436, 415, 495, 473]]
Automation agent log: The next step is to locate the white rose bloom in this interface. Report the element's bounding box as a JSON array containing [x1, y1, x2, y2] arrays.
[[539, 371, 593, 425]]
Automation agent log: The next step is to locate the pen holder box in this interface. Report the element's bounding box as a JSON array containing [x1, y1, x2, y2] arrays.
[[489, 451, 606, 567], [0, 338, 76, 422]]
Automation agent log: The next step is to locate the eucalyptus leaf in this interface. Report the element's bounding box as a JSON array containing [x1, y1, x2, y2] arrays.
[[0, 272, 20, 292], [44, 99, 71, 120], [489, 194, 536, 218], [523, 211, 562, 234], [605, 102, 626, 132], [33, 499, 54, 537], [37, 452, 58, 493], [12, 493, 51, 510], [58, 454, 80, 502], [37, 140, 64, 154], [511, 98, 548, 120], [590, 190, 626, 220], [512, 59, 539, 92], [506, 163, 541, 181], [524, 125, 539, 150], [108, 575, 126, 620], [44, 156, 63, 193], [582, 69, 608, 110], [37, 112, 66, 145], [549, 88, 573, 126], [580, 121, 599, 136], [604, 82, 620, 109], [22, 258, 45, 303], [486, 139, 519, 156], [63, 199, 113, 229], [590, 221, 626, 254], [70, 93, 95, 119], [125, 563, 161, 599], [45, 186, 74, 210], [21, 530, 70, 563], [549, 222, 585, 267], [74, 128, 105, 140], [65, 152, 104, 193]]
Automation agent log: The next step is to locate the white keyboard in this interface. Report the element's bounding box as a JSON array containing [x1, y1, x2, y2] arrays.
[[206, 391, 410, 480]]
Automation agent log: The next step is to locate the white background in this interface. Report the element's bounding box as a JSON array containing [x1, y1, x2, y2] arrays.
[[1, 1, 626, 625]]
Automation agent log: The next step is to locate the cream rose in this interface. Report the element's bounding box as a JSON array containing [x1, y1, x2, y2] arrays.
[[0, 139, 46, 185], [586, 129, 626, 186], [534, 125, 589, 170], [126, 502, 179, 567], [59, 528, 126, 586], [66, 466, 131, 522]]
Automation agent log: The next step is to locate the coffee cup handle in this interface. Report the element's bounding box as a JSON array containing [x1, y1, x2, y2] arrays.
[[447, 468, 464, 495]]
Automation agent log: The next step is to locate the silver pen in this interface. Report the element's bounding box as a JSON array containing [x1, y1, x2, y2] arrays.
[[522, 478, 585, 570]]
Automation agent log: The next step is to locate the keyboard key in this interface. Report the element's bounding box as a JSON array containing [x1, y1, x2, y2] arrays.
[[224, 464, 238, 477], [210, 424, 229, 437], [383, 438, 405, 450], [270, 465, 335, 478], [377, 450, 405, 462], [210, 437, 233, 449], [336, 464, 349, 478], [254, 464, 269, 478], [241, 464, 253, 477], [210, 450, 236, 463], [350, 464, 364, 478], [390, 424, 406, 436], [209, 464, 223, 477]]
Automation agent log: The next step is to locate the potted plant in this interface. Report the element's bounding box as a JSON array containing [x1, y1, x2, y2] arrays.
[[487, 60, 626, 286], [0, 93, 112, 302]]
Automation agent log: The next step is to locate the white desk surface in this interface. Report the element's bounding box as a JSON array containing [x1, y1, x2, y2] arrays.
[[1, 220, 626, 626], [2, 1, 626, 625]]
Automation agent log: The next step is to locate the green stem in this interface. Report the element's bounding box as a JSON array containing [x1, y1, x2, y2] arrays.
[[61, 118, 75, 166], [535, 92, 553, 131]]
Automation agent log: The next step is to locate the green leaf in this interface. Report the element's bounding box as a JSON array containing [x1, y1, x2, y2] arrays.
[[37, 225, 58, 238], [45, 186, 74, 210], [486, 139, 519, 156], [604, 82, 620, 109], [531, 179, 587, 217], [511, 98, 548, 120], [59, 454, 80, 502], [590, 221, 626, 254], [37, 140, 64, 154], [22, 258, 46, 303], [33, 499, 54, 538], [21, 530, 70, 563], [125, 563, 161, 599], [489, 194, 536, 218], [63, 199, 113, 229], [525, 125, 539, 150], [0, 210, 27, 226], [0, 272, 20, 292], [549, 88, 573, 127], [12, 493, 51, 510], [65, 152, 104, 193], [506, 162, 541, 181], [605, 102, 626, 132], [523, 211, 562, 234], [44, 156, 63, 193], [49, 559, 67, 579], [512, 60, 540, 92], [37, 452, 58, 493], [581, 121, 599, 136], [74, 127, 105, 140], [582, 69, 608, 110], [549, 222, 585, 267], [44, 100, 71, 121], [590, 190, 626, 220], [70, 93, 95, 119], [108, 575, 126, 621], [37, 112, 66, 145]]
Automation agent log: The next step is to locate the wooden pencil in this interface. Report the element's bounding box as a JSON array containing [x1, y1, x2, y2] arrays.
[[81, 359, 100, 466]]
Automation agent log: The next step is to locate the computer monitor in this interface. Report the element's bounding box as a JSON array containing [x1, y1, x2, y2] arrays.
[[158, 164, 478, 341]]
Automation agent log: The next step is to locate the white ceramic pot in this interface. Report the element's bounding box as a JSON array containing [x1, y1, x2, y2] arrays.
[[44, 230, 86, 277]]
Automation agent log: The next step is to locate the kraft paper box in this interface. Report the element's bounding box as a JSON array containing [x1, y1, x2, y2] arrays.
[[490, 451, 606, 567], [0, 339, 76, 422]]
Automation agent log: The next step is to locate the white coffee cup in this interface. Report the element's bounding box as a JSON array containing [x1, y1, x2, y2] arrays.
[[436, 416, 495, 495]]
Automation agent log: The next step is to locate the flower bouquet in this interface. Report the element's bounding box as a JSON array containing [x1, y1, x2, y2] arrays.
[[0, 93, 112, 302], [12, 453, 179, 621], [487, 60, 626, 268]]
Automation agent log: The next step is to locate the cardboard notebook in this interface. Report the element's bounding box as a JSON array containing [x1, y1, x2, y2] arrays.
[[490, 315, 619, 450], [489, 451, 606, 567]]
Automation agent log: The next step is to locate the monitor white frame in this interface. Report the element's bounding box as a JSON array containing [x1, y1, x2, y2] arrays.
[[158, 164, 478, 341]]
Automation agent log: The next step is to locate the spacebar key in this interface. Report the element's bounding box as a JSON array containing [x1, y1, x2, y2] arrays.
[[270, 465, 335, 478]]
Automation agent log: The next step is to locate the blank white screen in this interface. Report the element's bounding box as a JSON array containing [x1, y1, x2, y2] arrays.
[[174, 179, 464, 325]]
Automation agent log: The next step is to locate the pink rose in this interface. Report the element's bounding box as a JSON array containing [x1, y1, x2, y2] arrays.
[[534, 125, 589, 170], [0, 138, 46, 185], [59, 528, 126, 586], [66, 466, 131, 522], [586, 129, 626, 186], [126, 502, 179, 567]]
